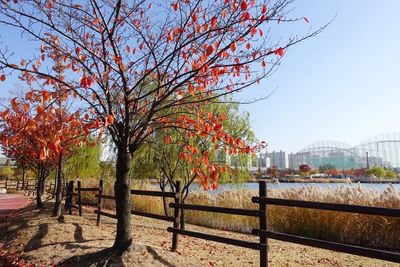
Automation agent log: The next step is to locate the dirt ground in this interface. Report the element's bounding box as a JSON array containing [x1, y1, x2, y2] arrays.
[[0, 196, 397, 267]]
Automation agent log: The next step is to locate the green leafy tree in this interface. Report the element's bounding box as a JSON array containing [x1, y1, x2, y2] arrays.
[[131, 100, 257, 227], [64, 143, 101, 180], [366, 166, 397, 179], [0, 165, 14, 178]]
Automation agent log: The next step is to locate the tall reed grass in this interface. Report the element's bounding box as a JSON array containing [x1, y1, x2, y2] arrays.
[[77, 180, 400, 250]]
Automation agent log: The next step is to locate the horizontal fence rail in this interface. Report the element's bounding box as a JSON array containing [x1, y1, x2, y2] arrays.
[[77, 201, 97, 207], [252, 197, 400, 217], [167, 227, 261, 250], [95, 194, 115, 200], [169, 202, 260, 217], [130, 189, 175, 198], [76, 187, 100, 192], [252, 230, 400, 263], [94, 210, 117, 219], [131, 210, 174, 222]]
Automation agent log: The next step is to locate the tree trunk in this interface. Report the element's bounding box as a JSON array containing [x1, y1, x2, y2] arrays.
[[36, 166, 43, 208], [40, 174, 47, 195], [180, 187, 189, 229], [113, 146, 132, 251], [159, 177, 169, 216], [162, 195, 169, 217], [53, 153, 63, 217], [21, 163, 26, 191]]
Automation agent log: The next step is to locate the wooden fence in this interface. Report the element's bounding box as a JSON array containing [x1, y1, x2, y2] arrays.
[[65, 180, 183, 250], [0, 178, 56, 198], [65, 180, 400, 266]]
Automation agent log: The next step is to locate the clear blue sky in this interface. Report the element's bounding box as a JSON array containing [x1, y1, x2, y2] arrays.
[[1, 1, 399, 154], [239, 0, 400, 153]]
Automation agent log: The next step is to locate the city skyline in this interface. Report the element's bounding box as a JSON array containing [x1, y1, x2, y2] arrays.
[[236, 0, 400, 153], [261, 132, 400, 170]]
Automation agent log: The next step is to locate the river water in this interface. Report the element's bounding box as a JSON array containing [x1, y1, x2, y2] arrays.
[[191, 182, 400, 193]]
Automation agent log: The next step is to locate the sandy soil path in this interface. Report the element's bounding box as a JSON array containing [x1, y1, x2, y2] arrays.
[[0, 198, 398, 267]]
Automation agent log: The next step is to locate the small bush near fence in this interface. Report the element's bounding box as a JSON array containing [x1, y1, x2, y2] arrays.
[[77, 180, 400, 251]]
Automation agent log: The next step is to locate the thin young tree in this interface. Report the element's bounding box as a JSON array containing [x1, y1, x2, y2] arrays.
[[0, 0, 325, 252], [132, 100, 257, 228]]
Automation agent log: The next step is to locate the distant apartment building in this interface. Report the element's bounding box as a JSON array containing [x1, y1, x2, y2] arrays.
[[248, 153, 270, 172], [266, 150, 288, 170], [288, 153, 298, 170]]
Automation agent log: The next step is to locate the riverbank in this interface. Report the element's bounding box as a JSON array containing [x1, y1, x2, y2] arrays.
[[0, 198, 397, 266], [250, 178, 400, 184]]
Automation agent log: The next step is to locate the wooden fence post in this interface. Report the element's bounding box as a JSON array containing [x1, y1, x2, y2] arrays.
[[5, 178, 8, 189], [96, 179, 104, 226], [77, 180, 82, 216], [259, 180, 267, 267], [171, 181, 181, 251], [68, 180, 74, 215], [16, 180, 19, 191]]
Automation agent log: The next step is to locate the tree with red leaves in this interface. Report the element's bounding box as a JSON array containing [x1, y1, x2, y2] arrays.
[[299, 163, 312, 176], [0, 0, 325, 252], [0, 92, 87, 210]]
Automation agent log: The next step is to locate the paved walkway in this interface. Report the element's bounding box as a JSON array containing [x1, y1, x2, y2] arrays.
[[0, 193, 29, 220]]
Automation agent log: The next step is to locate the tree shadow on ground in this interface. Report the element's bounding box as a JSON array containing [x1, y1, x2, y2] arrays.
[[146, 245, 176, 267], [24, 223, 48, 252], [58, 247, 126, 267]]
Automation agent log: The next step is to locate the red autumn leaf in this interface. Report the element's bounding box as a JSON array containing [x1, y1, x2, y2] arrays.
[[211, 16, 217, 28], [250, 27, 256, 36], [211, 181, 218, 190], [67, 114, 74, 122], [173, 1, 179, 11], [0, 74, 5, 81], [39, 147, 46, 160], [245, 145, 250, 153], [230, 42, 237, 52], [188, 82, 195, 96], [262, 4, 267, 14], [80, 76, 94, 88], [107, 115, 114, 124], [93, 17, 100, 25], [275, 47, 284, 56], [54, 139, 62, 154], [240, 1, 248, 11], [23, 103, 30, 112], [36, 105, 44, 114], [164, 136, 173, 144], [205, 45, 214, 56], [246, 43, 251, 50]]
